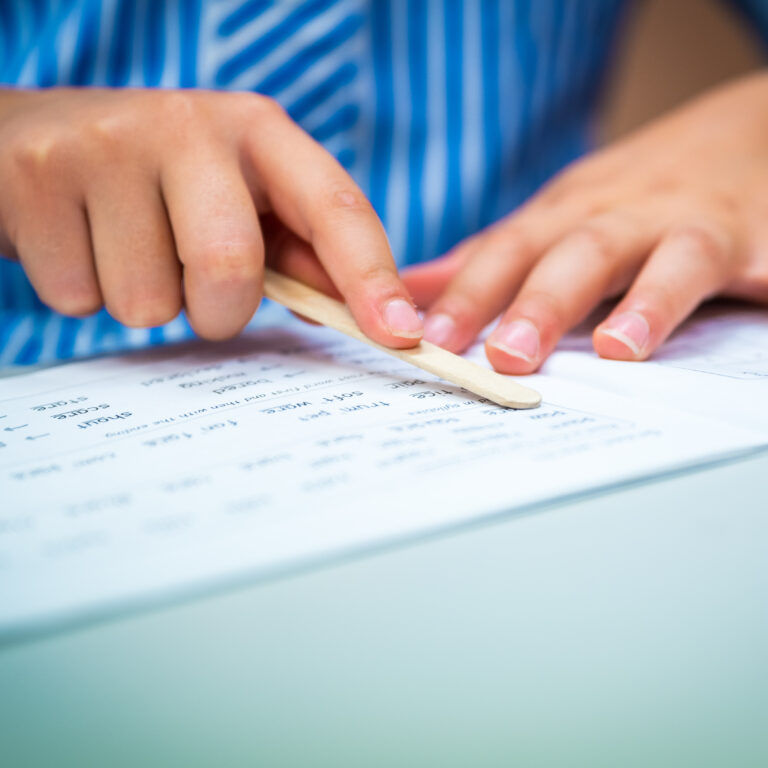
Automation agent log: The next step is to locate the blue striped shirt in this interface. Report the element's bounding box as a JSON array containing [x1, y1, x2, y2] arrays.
[[1, 0, 767, 365]]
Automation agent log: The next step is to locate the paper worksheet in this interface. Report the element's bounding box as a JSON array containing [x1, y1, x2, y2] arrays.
[[540, 302, 768, 431], [1, 305, 767, 638]]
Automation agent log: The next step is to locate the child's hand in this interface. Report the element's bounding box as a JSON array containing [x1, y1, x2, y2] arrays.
[[404, 72, 768, 373], [0, 88, 422, 347]]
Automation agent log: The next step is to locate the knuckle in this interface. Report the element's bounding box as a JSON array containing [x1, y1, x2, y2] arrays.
[[645, 174, 678, 197], [45, 284, 102, 318], [353, 262, 396, 287], [109, 291, 180, 328], [567, 224, 613, 262], [667, 224, 726, 258], [324, 186, 375, 217], [87, 105, 134, 148], [667, 223, 730, 277], [159, 90, 204, 126], [85, 115, 140, 161], [243, 92, 286, 121], [493, 224, 534, 262], [9, 130, 68, 176], [517, 290, 567, 329], [149, 91, 213, 146], [637, 285, 678, 319], [142, 295, 182, 327], [434, 292, 479, 326], [310, 188, 384, 258], [193, 245, 260, 285], [224, 91, 287, 125], [561, 226, 620, 282]]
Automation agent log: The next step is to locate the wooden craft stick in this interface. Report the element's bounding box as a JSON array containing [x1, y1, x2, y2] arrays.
[[263, 268, 541, 409]]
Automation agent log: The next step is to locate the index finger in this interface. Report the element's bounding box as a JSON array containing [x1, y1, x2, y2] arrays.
[[241, 100, 422, 348]]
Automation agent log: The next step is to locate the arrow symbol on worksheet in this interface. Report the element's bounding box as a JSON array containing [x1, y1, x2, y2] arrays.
[[25, 433, 49, 441], [4, 424, 28, 432]]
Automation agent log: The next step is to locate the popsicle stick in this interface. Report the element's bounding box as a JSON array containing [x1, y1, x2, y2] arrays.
[[263, 268, 541, 409]]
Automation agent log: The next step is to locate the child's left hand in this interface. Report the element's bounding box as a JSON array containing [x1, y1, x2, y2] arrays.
[[401, 71, 768, 373]]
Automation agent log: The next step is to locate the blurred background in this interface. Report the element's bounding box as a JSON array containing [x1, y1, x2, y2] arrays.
[[600, 0, 765, 142]]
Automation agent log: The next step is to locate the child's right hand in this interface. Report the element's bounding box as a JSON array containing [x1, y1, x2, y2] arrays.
[[0, 88, 423, 347]]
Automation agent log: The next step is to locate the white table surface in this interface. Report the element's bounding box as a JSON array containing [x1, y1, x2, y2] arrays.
[[1, 445, 766, 767]]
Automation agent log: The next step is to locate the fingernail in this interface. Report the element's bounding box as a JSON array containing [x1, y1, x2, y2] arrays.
[[382, 298, 423, 339], [488, 319, 540, 363], [598, 311, 650, 356], [423, 313, 456, 346]]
